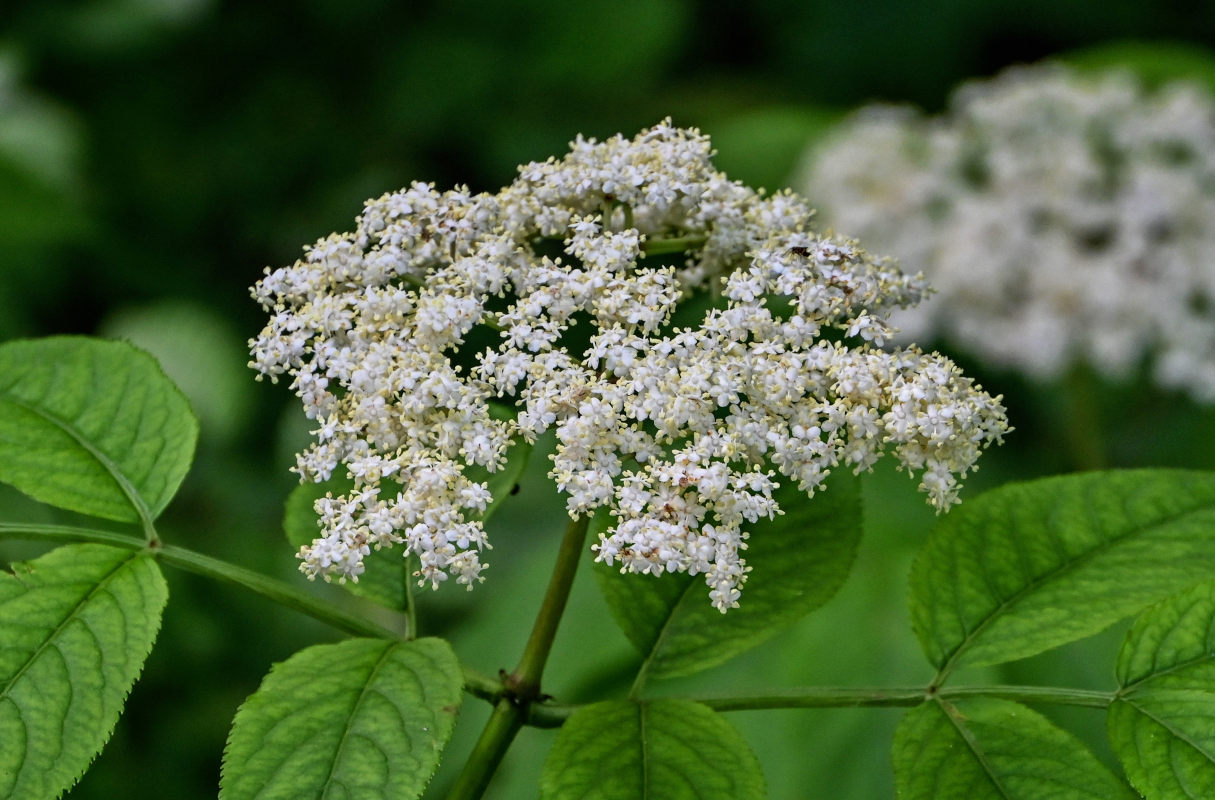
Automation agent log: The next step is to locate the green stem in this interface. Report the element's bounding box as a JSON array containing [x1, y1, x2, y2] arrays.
[[462, 666, 505, 704], [0, 522, 408, 640], [510, 514, 591, 694], [642, 233, 707, 256], [157, 544, 409, 639], [446, 514, 590, 799], [526, 684, 1114, 728], [446, 698, 525, 800], [404, 554, 419, 637]]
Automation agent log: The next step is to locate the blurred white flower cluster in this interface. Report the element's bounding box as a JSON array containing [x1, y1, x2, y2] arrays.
[[800, 64, 1215, 400], [250, 120, 1008, 612]]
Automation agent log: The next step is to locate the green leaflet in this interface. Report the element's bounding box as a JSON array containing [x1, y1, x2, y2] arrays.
[[0, 337, 198, 523], [539, 699, 765, 800], [593, 471, 861, 680], [893, 697, 1134, 800], [0, 544, 167, 800], [909, 470, 1215, 674], [219, 637, 462, 800], [1108, 580, 1215, 798], [282, 439, 531, 610]]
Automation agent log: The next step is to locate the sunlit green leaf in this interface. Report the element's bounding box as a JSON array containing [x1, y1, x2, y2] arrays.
[[594, 471, 860, 680], [0, 543, 167, 800], [220, 637, 462, 800], [540, 699, 765, 800], [910, 470, 1215, 673], [0, 337, 198, 523], [1108, 579, 1215, 799], [893, 697, 1133, 799]]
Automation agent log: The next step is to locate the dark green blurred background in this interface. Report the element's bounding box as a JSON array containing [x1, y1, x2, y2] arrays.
[[4, 1, 1215, 797]]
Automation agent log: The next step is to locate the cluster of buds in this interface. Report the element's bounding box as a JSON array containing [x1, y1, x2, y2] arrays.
[[251, 120, 1008, 611]]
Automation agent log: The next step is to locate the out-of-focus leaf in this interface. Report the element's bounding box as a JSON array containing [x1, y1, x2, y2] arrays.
[[708, 106, 846, 192], [100, 301, 252, 443], [1063, 41, 1215, 95]]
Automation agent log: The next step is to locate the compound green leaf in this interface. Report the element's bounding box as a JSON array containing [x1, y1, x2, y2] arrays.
[[0, 543, 167, 800], [1108, 580, 1215, 799], [594, 471, 860, 680], [220, 637, 461, 800], [540, 699, 765, 800], [910, 470, 1215, 673], [893, 697, 1133, 800], [0, 336, 198, 523]]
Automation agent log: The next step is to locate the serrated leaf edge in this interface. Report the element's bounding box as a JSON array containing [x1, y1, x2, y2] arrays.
[[2, 547, 165, 799]]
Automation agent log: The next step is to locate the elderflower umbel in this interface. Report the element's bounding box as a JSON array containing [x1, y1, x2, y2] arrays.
[[799, 64, 1215, 400], [250, 120, 1008, 612]]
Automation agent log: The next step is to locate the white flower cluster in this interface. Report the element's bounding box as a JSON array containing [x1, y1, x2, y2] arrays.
[[799, 64, 1215, 400], [250, 120, 1008, 612]]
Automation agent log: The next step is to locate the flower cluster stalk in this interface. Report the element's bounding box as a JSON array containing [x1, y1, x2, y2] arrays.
[[446, 514, 589, 799]]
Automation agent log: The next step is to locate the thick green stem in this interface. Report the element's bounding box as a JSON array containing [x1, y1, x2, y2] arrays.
[[512, 514, 591, 692], [446, 514, 590, 799], [446, 698, 525, 800], [0, 522, 408, 640]]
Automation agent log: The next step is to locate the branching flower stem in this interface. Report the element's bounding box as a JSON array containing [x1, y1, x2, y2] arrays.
[[0, 521, 510, 699], [446, 514, 590, 800]]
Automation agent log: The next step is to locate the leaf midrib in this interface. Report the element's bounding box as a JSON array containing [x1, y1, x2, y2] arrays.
[[938, 699, 1015, 800], [319, 642, 400, 798], [0, 391, 154, 528], [0, 550, 140, 700]]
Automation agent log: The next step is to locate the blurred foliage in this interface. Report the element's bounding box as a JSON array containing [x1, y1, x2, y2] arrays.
[[1, 1, 1215, 797]]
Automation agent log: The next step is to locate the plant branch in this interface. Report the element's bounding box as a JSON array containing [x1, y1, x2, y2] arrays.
[[0, 521, 408, 640], [511, 514, 591, 693], [446, 698, 525, 800], [524, 684, 1115, 728], [445, 513, 590, 799]]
